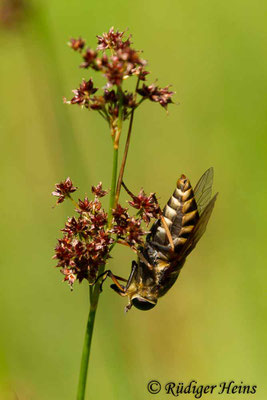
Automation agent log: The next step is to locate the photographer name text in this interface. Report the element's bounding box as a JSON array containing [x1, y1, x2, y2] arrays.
[[147, 380, 257, 397]]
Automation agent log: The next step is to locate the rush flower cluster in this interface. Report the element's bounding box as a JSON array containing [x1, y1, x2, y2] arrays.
[[53, 181, 111, 288], [111, 205, 145, 246], [52, 179, 161, 289], [65, 27, 174, 130]]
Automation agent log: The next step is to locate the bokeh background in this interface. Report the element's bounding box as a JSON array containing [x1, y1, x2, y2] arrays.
[[0, 0, 266, 399]]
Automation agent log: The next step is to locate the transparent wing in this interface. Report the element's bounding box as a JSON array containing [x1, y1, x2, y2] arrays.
[[177, 193, 218, 261], [194, 167, 214, 216]]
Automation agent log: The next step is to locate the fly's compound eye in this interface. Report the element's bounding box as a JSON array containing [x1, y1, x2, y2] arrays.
[[132, 297, 157, 311]]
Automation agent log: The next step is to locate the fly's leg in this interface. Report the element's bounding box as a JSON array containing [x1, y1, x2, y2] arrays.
[[111, 261, 138, 299], [125, 261, 138, 290], [121, 181, 135, 198], [117, 239, 153, 270], [149, 241, 171, 252], [95, 270, 127, 292], [160, 215, 175, 251]]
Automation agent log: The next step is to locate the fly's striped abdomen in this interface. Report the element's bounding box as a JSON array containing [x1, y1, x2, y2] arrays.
[[129, 168, 217, 310], [152, 175, 199, 253]]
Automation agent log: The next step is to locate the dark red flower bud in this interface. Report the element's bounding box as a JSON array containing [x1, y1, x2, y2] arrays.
[[137, 83, 174, 109], [80, 48, 98, 68], [123, 183, 161, 224], [77, 197, 92, 213], [52, 177, 77, 204], [90, 199, 102, 214], [89, 96, 105, 110], [125, 217, 145, 245], [100, 53, 109, 66], [103, 89, 118, 103], [61, 268, 76, 289], [105, 57, 125, 86], [54, 238, 78, 271], [80, 78, 98, 94], [117, 47, 146, 73], [90, 212, 108, 231], [62, 217, 89, 238], [68, 37, 85, 51], [68, 78, 98, 108], [112, 204, 130, 227], [96, 27, 131, 51], [123, 92, 137, 109], [91, 182, 108, 198], [139, 69, 150, 81]]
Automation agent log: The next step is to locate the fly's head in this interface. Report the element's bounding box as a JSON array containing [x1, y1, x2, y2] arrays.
[[130, 295, 158, 311], [110, 260, 158, 312]]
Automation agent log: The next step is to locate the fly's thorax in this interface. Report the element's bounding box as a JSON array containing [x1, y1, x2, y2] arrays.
[[126, 282, 158, 311], [126, 259, 159, 303], [156, 265, 183, 297], [127, 259, 182, 306]]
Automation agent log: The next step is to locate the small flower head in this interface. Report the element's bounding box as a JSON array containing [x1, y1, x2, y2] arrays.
[[68, 78, 98, 108], [138, 69, 150, 81], [68, 37, 85, 51], [65, 27, 174, 123], [104, 56, 125, 87], [96, 27, 131, 51], [137, 83, 174, 109], [52, 177, 77, 204], [91, 182, 108, 198], [89, 95, 105, 110], [122, 183, 161, 224], [111, 205, 145, 246], [62, 216, 89, 238], [128, 188, 161, 224], [124, 217, 145, 245], [62, 268, 76, 290], [123, 92, 137, 109], [77, 197, 93, 213], [80, 48, 98, 69]]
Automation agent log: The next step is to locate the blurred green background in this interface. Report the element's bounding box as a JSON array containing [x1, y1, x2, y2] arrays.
[[0, 0, 266, 399]]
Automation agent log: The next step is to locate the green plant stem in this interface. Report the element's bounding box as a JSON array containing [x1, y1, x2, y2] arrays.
[[115, 76, 141, 207], [108, 146, 119, 225], [114, 108, 135, 207], [76, 105, 123, 400], [108, 86, 123, 225], [76, 287, 97, 400]]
